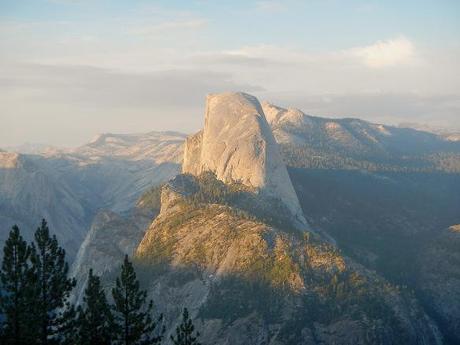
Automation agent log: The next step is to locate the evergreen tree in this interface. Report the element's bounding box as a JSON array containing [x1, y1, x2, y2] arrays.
[[29, 219, 76, 345], [112, 255, 163, 345], [59, 304, 78, 345], [170, 308, 201, 345], [0, 225, 33, 345], [76, 269, 113, 345]]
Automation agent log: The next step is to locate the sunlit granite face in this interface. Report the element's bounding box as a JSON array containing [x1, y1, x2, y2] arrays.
[[183, 92, 308, 228]]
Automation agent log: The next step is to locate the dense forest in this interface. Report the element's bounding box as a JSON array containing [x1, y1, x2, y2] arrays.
[[281, 144, 460, 173]]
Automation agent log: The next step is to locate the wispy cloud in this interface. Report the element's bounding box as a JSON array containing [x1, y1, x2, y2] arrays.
[[347, 37, 416, 68], [190, 52, 268, 67], [0, 61, 263, 146], [127, 19, 208, 36], [0, 62, 262, 108]]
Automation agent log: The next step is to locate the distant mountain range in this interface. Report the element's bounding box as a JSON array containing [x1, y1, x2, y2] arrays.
[[262, 102, 460, 172], [0, 131, 184, 260], [398, 122, 460, 142]]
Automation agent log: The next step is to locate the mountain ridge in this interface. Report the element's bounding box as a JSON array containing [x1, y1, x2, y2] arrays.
[[130, 93, 444, 344]]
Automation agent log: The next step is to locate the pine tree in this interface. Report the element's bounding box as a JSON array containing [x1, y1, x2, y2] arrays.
[[111, 255, 163, 345], [29, 219, 76, 345], [59, 304, 78, 345], [0, 225, 34, 345], [76, 269, 113, 345], [170, 308, 201, 345]]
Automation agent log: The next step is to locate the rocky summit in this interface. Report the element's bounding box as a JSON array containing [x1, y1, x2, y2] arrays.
[[183, 92, 308, 228]]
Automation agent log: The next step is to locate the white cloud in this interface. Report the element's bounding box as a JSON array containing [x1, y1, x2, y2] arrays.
[[347, 37, 416, 68]]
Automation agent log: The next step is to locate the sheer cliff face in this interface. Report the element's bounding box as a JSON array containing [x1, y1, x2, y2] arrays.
[[182, 92, 307, 227]]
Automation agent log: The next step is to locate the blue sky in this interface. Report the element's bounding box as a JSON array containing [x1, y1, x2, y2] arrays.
[[2, 0, 459, 49], [1, 0, 459, 146]]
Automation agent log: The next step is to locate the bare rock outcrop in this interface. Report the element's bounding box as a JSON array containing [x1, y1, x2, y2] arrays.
[[183, 92, 307, 228], [0, 151, 21, 169]]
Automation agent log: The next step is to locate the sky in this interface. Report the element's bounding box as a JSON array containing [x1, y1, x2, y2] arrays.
[[1, 0, 459, 147]]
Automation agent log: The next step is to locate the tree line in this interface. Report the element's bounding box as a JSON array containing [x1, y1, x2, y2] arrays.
[[0, 219, 201, 345]]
